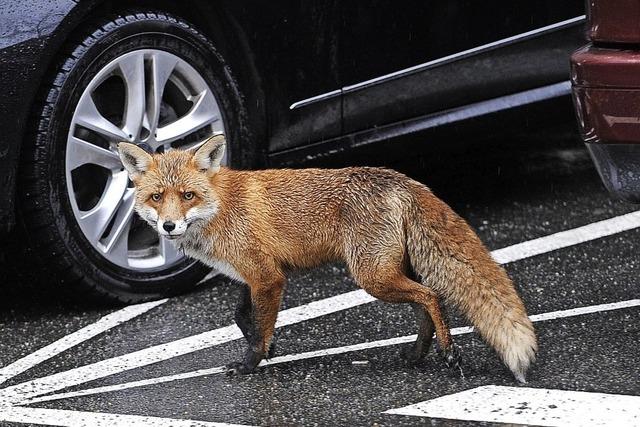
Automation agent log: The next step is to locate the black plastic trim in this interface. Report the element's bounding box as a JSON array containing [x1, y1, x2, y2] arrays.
[[271, 81, 571, 166], [586, 142, 640, 203]]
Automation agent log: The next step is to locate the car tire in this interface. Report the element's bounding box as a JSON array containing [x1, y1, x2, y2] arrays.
[[17, 11, 255, 304]]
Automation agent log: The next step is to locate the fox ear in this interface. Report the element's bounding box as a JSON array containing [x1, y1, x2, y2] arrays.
[[193, 134, 226, 174], [117, 142, 153, 180]]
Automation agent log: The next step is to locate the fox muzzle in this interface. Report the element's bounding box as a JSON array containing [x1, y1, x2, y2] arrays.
[[157, 218, 188, 239]]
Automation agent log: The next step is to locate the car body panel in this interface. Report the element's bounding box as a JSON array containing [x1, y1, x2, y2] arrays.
[[572, 46, 640, 89], [271, 81, 574, 166], [339, 1, 584, 134], [220, 0, 342, 151], [574, 85, 640, 145], [572, 46, 640, 146], [341, 22, 584, 134], [586, 0, 640, 43]]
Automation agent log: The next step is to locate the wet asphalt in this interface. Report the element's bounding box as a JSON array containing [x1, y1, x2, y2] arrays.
[[0, 124, 639, 426]]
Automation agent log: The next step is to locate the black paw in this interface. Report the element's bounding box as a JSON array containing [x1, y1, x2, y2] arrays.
[[225, 361, 257, 376], [438, 343, 463, 374]]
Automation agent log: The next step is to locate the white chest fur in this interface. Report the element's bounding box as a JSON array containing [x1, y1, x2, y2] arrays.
[[207, 258, 246, 283], [176, 230, 246, 283]]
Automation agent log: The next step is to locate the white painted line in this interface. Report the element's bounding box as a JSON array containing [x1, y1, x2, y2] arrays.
[[0, 406, 252, 427], [23, 299, 639, 405], [264, 299, 640, 367], [529, 299, 640, 322], [0, 290, 375, 405], [20, 336, 421, 405], [491, 210, 640, 264], [3, 211, 639, 405], [21, 366, 227, 405], [384, 385, 640, 426], [0, 299, 167, 386], [0, 324, 242, 405]]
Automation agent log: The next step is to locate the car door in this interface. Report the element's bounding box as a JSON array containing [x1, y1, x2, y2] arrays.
[[339, 0, 585, 134], [228, 0, 343, 152]]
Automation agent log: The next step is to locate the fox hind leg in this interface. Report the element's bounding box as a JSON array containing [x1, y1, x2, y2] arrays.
[[401, 303, 436, 363], [351, 266, 461, 371]]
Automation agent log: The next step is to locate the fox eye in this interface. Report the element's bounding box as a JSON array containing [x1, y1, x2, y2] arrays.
[[151, 193, 162, 202], [183, 191, 195, 200]]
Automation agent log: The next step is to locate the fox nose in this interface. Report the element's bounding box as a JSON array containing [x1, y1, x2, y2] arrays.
[[163, 221, 176, 232]]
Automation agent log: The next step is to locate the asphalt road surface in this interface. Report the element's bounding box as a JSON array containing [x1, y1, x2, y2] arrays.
[[1, 126, 639, 426]]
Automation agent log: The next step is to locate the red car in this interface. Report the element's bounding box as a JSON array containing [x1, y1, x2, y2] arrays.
[[571, 0, 640, 202]]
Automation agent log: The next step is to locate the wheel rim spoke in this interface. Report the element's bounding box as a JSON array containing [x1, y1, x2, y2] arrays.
[[156, 90, 221, 145], [77, 171, 129, 241], [67, 136, 122, 171], [75, 94, 129, 142], [119, 52, 146, 141], [147, 52, 178, 146], [101, 189, 135, 265], [160, 237, 183, 265], [104, 220, 131, 267]]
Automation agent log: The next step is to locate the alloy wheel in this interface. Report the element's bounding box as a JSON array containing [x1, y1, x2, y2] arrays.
[[65, 49, 224, 271]]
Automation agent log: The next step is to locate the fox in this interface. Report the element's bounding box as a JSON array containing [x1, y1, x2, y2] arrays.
[[118, 135, 537, 382]]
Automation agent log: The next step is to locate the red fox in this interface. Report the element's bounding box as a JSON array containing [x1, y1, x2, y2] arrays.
[[118, 135, 537, 382]]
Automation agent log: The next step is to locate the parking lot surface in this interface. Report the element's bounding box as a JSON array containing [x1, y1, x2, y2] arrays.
[[1, 128, 639, 426]]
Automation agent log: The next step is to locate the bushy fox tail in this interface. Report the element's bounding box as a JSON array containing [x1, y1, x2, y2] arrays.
[[406, 190, 537, 382]]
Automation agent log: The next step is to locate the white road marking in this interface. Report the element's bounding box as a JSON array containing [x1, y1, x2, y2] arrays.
[[22, 367, 228, 405], [491, 210, 640, 264], [22, 299, 639, 405], [0, 406, 252, 427], [0, 290, 375, 405], [528, 298, 640, 322], [2, 210, 639, 406], [384, 385, 640, 426], [0, 299, 167, 386]]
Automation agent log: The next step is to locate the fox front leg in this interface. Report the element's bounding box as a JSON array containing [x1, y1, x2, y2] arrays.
[[234, 285, 256, 344], [226, 278, 285, 376], [233, 284, 277, 357]]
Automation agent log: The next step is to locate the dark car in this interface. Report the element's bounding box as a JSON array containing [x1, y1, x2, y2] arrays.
[[0, 1, 584, 302], [571, 0, 640, 203]]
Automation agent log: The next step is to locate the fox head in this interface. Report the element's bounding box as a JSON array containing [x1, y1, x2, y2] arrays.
[[117, 135, 226, 240]]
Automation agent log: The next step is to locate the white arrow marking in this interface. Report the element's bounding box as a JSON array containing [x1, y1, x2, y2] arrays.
[[384, 385, 640, 426]]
